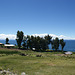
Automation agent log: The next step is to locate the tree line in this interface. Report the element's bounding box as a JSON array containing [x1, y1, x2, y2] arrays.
[[16, 31, 66, 52]]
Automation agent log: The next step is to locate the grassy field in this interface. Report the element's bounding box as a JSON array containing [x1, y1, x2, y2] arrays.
[[0, 48, 75, 75]]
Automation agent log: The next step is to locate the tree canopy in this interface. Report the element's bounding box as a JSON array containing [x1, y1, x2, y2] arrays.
[[16, 31, 24, 49], [60, 39, 66, 52], [16, 31, 66, 51]]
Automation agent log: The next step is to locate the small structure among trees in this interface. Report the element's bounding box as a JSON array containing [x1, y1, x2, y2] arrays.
[[0, 43, 4, 47], [4, 44, 15, 48]]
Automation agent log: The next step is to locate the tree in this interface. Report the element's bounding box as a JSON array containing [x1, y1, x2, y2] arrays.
[[44, 35, 52, 45], [16, 31, 24, 49], [22, 41, 26, 49], [26, 35, 30, 49], [22, 36, 27, 49], [52, 37, 59, 51], [60, 39, 66, 52], [40, 38, 48, 51], [6, 38, 9, 44], [51, 39, 55, 50], [26, 35, 50, 51], [30, 35, 35, 49], [35, 36, 41, 50]]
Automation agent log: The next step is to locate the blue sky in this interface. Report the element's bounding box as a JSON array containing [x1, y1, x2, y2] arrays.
[[0, 0, 75, 39]]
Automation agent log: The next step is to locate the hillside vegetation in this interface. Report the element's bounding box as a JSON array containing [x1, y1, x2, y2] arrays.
[[0, 48, 75, 75]]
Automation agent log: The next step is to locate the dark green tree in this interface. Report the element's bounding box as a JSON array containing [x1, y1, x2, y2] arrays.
[[6, 38, 9, 44], [16, 31, 24, 49], [29, 35, 35, 50], [52, 37, 59, 51], [24, 35, 52, 51], [22, 36, 27, 49], [44, 34, 52, 45], [60, 39, 66, 52], [51, 39, 55, 50], [36, 36, 41, 50], [40, 38, 48, 51], [26, 35, 30, 49], [22, 41, 26, 49]]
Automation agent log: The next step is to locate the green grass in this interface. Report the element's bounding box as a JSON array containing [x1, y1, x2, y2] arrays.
[[0, 48, 75, 75]]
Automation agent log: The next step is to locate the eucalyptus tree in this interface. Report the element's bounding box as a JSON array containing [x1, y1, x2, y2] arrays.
[[51, 39, 55, 50], [52, 37, 59, 51], [26, 35, 30, 49], [30, 35, 35, 50], [44, 34, 52, 45], [60, 39, 66, 52], [6, 38, 9, 44], [29, 36, 41, 50], [36, 36, 41, 50], [40, 37, 48, 51], [22, 36, 27, 49], [16, 31, 24, 49]]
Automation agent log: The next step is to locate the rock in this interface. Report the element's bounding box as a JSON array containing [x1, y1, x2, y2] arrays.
[[0, 71, 3, 74], [0, 70, 17, 75], [36, 54, 42, 57], [20, 53, 27, 56], [21, 72, 26, 75], [65, 51, 72, 55]]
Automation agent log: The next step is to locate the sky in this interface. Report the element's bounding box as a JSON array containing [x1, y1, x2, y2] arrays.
[[0, 0, 75, 40]]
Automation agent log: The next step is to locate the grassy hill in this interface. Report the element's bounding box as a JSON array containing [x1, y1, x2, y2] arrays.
[[0, 48, 75, 75]]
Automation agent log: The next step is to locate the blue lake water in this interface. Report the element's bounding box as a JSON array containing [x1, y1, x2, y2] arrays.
[[64, 40, 75, 52], [0, 40, 17, 45], [0, 40, 75, 52], [49, 40, 75, 52]]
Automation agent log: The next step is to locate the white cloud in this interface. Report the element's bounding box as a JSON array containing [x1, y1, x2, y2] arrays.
[[32, 34, 75, 40], [0, 33, 75, 40], [31, 33, 48, 37], [0, 34, 16, 40]]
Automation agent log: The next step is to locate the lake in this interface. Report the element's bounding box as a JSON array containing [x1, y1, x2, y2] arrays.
[[0, 40, 75, 52]]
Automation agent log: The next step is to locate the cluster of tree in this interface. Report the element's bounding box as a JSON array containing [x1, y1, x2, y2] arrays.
[[51, 38, 66, 52], [23, 35, 52, 51], [16, 31, 52, 51], [16, 31, 66, 52]]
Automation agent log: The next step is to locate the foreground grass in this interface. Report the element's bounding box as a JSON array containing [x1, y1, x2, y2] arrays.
[[0, 48, 75, 75]]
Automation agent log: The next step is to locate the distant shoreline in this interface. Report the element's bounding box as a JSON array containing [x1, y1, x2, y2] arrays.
[[0, 40, 75, 52]]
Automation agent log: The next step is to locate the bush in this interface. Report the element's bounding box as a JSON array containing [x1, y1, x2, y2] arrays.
[[0, 50, 21, 55]]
